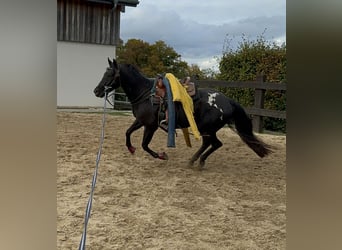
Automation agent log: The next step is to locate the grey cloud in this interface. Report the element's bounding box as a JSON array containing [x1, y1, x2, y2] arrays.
[[120, 2, 285, 68]]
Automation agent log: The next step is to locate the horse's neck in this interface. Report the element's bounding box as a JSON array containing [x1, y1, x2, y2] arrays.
[[121, 72, 153, 103]]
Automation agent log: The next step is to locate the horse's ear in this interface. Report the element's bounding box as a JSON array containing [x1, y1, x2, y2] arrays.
[[107, 57, 113, 68], [112, 58, 119, 70]]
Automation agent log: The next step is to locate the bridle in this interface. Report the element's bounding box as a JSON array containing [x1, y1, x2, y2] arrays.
[[105, 66, 121, 107]]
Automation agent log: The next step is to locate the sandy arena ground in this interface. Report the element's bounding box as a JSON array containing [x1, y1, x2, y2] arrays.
[[57, 111, 286, 249]]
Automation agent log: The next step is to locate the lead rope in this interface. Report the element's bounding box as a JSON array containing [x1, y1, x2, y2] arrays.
[[105, 91, 115, 108], [78, 87, 110, 250]]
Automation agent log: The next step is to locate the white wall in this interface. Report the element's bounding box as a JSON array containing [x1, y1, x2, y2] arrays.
[[57, 41, 115, 107]]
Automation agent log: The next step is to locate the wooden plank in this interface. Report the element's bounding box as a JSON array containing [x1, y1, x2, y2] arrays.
[[250, 75, 265, 132], [114, 7, 120, 45], [105, 10, 111, 44], [253, 90, 265, 132], [245, 107, 286, 119], [65, 0, 69, 40], [85, 5, 91, 42], [110, 10, 115, 44], [70, 0, 75, 41], [96, 6, 100, 43], [101, 7, 106, 44], [57, 0, 64, 40], [197, 80, 286, 91], [75, 0, 80, 41], [80, 2, 85, 42]]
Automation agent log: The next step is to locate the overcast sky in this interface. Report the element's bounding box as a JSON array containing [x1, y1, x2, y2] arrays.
[[120, 0, 286, 70]]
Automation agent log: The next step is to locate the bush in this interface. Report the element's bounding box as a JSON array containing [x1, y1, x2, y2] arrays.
[[218, 34, 286, 133]]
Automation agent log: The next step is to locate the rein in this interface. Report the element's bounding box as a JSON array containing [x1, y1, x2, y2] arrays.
[[78, 87, 110, 250], [105, 91, 115, 107], [130, 88, 154, 106], [105, 85, 153, 108]]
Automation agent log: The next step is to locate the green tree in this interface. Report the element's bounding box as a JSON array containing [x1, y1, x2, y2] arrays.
[[218, 34, 286, 132], [116, 39, 190, 78], [186, 64, 205, 80], [116, 38, 150, 67]]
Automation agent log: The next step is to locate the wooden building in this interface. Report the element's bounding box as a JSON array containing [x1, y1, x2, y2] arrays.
[[57, 0, 139, 107]]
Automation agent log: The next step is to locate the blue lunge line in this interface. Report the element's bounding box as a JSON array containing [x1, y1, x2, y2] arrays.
[[162, 77, 175, 147], [78, 89, 109, 250]]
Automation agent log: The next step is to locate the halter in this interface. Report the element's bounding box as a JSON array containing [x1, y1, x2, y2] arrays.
[[107, 65, 153, 106], [105, 66, 121, 106], [107, 67, 121, 92]]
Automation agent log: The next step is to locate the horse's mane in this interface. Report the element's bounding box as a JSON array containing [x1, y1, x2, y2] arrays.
[[120, 63, 153, 86], [120, 63, 143, 77]]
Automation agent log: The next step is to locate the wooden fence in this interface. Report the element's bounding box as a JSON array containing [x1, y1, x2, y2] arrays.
[[110, 75, 286, 133]]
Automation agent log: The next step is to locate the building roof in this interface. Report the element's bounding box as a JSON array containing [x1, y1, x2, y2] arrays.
[[118, 0, 139, 7], [85, 0, 139, 7]]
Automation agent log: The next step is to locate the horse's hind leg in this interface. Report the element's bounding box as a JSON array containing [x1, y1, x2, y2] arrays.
[[189, 136, 211, 166], [126, 119, 143, 154], [198, 134, 223, 167]]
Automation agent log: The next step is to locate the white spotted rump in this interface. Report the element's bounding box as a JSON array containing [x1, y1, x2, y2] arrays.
[[207, 92, 224, 120]]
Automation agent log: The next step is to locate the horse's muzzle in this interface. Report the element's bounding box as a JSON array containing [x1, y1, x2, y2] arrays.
[[94, 87, 104, 98]]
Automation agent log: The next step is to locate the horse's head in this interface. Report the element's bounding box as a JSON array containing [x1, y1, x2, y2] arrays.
[[94, 58, 121, 98]]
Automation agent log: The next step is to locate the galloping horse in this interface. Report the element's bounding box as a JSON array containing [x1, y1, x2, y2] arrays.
[[94, 58, 272, 167]]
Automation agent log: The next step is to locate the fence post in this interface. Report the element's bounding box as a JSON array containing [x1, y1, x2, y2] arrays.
[[253, 75, 265, 133]]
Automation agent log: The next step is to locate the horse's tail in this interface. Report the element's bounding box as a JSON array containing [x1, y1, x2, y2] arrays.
[[231, 101, 272, 157]]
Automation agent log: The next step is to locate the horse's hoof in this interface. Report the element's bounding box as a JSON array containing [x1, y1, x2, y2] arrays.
[[158, 152, 168, 160], [198, 161, 205, 169], [188, 160, 195, 167], [128, 146, 136, 154]]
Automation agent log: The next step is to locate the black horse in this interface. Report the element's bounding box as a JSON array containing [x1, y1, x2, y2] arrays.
[[94, 58, 272, 167]]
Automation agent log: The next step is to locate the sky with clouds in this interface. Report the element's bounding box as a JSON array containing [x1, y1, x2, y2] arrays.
[[120, 0, 286, 70]]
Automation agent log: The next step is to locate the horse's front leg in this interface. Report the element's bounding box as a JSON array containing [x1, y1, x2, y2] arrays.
[[125, 119, 143, 154], [142, 126, 168, 160]]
